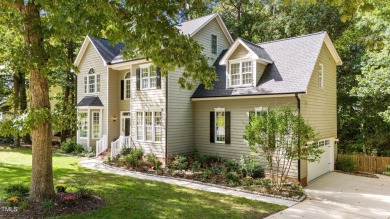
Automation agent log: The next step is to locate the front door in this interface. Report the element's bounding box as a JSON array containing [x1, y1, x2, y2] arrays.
[[121, 112, 131, 136]]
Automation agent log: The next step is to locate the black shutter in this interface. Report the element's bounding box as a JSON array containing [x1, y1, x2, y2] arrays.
[[249, 111, 255, 122], [225, 112, 231, 144], [156, 66, 161, 89], [136, 68, 140, 91], [120, 80, 124, 100], [210, 112, 215, 143]]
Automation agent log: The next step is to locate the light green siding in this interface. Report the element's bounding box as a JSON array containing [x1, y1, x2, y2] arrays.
[[193, 97, 299, 177], [77, 43, 107, 149], [192, 19, 231, 65], [300, 43, 338, 180]]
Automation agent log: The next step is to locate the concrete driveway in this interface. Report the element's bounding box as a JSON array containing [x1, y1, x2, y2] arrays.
[[267, 172, 390, 219]]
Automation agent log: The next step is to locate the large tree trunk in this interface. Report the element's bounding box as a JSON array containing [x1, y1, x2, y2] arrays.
[[19, 1, 55, 201]]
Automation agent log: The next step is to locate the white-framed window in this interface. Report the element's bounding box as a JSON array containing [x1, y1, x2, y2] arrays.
[[136, 111, 162, 142], [319, 63, 324, 89], [92, 112, 100, 139], [255, 107, 269, 116], [154, 112, 162, 142], [124, 72, 131, 99], [79, 112, 88, 138], [215, 108, 225, 143], [136, 112, 143, 140], [228, 60, 253, 87], [84, 68, 100, 94], [211, 34, 217, 55], [140, 64, 157, 90]]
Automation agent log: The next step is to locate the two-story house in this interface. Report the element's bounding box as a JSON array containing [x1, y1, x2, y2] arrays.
[[74, 13, 342, 185]]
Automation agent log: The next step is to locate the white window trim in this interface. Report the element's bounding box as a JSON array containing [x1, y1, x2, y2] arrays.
[[255, 107, 268, 116], [136, 112, 144, 141], [214, 108, 225, 143], [124, 72, 131, 99], [120, 111, 131, 136], [91, 111, 100, 139], [319, 63, 324, 89], [154, 112, 162, 142], [78, 112, 88, 139], [227, 60, 254, 88], [211, 34, 218, 55], [84, 68, 100, 94], [136, 110, 162, 143], [139, 63, 157, 90]]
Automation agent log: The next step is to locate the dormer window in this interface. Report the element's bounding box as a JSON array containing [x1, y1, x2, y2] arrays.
[[228, 60, 253, 87], [84, 68, 100, 94]]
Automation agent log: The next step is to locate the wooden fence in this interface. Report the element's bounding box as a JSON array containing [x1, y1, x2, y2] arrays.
[[337, 154, 390, 173]]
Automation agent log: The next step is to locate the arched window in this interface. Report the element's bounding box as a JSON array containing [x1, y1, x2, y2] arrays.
[[84, 68, 100, 94], [124, 72, 131, 99]]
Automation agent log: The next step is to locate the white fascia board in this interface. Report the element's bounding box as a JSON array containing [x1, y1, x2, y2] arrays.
[[324, 33, 342, 66], [219, 39, 259, 66], [191, 93, 303, 101], [74, 36, 107, 67], [76, 106, 104, 110]]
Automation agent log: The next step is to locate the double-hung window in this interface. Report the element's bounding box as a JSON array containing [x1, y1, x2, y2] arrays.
[[79, 112, 88, 138], [92, 112, 100, 139], [124, 72, 131, 99], [84, 68, 100, 94], [229, 61, 253, 87], [140, 65, 157, 90], [136, 112, 143, 140], [211, 34, 217, 55], [136, 111, 162, 142]]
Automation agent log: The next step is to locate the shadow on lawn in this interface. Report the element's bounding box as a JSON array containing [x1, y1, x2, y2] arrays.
[[0, 149, 283, 218]]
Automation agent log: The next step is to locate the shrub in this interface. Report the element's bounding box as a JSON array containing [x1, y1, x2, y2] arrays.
[[146, 153, 158, 166], [0, 135, 14, 144], [61, 140, 77, 153], [190, 160, 202, 173], [124, 148, 144, 168], [383, 165, 390, 172], [172, 155, 189, 170], [121, 147, 132, 156], [224, 172, 240, 183], [74, 144, 84, 154], [242, 160, 265, 178], [241, 176, 254, 186], [4, 183, 29, 197], [19, 199, 30, 210], [196, 155, 221, 168], [55, 184, 67, 193], [336, 156, 357, 172], [223, 159, 242, 173]]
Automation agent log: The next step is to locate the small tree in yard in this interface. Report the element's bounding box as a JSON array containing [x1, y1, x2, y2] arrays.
[[243, 106, 323, 191]]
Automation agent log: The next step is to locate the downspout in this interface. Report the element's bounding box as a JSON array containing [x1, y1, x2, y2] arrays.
[[295, 93, 301, 185], [165, 74, 168, 163]]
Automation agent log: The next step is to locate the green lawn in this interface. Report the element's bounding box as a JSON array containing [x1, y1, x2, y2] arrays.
[[0, 148, 285, 218]]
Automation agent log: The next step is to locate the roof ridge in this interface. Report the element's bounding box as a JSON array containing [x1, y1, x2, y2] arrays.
[[176, 13, 217, 25], [257, 31, 326, 45]]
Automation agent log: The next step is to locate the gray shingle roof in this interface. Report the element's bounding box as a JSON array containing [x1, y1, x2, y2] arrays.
[[240, 38, 273, 63], [89, 37, 125, 63], [175, 14, 216, 36], [192, 32, 326, 98], [76, 96, 103, 107], [90, 14, 219, 64]]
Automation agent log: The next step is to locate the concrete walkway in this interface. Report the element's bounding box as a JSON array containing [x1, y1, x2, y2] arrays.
[[78, 158, 297, 207], [266, 172, 390, 219]]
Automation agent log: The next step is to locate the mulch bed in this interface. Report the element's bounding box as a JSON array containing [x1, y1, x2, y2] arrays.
[[0, 193, 104, 219]]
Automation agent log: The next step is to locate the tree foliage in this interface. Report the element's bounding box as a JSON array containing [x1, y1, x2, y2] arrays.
[[243, 107, 321, 190]]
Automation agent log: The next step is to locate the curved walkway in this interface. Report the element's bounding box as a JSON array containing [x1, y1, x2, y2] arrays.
[[78, 158, 297, 207]]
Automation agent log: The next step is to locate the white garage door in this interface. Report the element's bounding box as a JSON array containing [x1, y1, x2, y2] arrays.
[[308, 138, 334, 182]]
